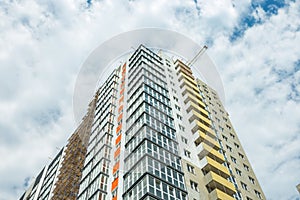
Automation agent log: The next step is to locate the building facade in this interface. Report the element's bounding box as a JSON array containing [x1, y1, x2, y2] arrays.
[[20, 45, 265, 200]]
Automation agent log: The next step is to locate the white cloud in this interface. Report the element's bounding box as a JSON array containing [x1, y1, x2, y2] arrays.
[[0, 0, 299, 199], [210, 1, 300, 199]]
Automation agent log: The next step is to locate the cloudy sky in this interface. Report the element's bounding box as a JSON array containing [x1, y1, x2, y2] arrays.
[[0, 0, 299, 199]]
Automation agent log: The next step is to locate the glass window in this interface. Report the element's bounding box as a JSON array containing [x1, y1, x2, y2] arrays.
[[184, 150, 191, 158], [190, 180, 198, 191], [241, 182, 248, 190], [235, 168, 242, 176], [231, 156, 237, 164], [187, 164, 195, 174], [243, 164, 250, 171], [249, 176, 255, 184], [255, 190, 262, 199], [181, 137, 188, 144]]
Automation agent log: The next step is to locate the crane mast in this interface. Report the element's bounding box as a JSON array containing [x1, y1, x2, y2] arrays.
[[187, 45, 208, 67]]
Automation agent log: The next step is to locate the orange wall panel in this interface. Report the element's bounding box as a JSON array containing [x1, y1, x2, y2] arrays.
[[120, 88, 124, 95], [119, 96, 124, 104], [122, 63, 126, 70], [113, 161, 120, 174], [114, 147, 121, 158], [111, 177, 119, 191], [118, 105, 123, 113], [115, 134, 122, 145], [116, 124, 122, 134], [117, 114, 123, 122]]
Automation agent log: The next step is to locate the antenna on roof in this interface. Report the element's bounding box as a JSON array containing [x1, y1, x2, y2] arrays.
[[187, 45, 208, 67]]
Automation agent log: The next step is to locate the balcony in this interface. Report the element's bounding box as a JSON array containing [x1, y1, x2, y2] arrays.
[[203, 171, 236, 196], [199, 156, 230, 179], [178, 73, 197, 87], [180, 77, 199, 93], [191, 120, 216, 139], [186, 99, 206, 114], [192, 131, 220, 150], [177, 67, 194, 80], [183, 93, 207, 113], [175, 60, 193, 74], [209, 188, 235, 200], [189, 109, 210, 126], [197, 143, 225, 164], [182, 84, 202, 100]]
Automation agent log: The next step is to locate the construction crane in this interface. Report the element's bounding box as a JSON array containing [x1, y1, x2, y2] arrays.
[[186, 45, 208, 67]]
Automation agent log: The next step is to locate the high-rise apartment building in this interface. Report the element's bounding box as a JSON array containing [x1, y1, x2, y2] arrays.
[[20, 45, 265, 200]]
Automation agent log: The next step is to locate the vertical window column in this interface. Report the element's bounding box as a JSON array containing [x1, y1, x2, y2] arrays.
[[111, 63, 126, 200]]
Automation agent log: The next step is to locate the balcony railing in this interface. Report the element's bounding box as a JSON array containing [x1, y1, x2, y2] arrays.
[[203, 171, 236, 196]]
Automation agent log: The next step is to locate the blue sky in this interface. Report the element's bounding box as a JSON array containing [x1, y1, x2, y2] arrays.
[[0, 0, 300, 199], [230, 0, 288, 41]]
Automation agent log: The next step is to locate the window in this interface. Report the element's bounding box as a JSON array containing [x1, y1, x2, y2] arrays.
[[230, 133, 235, 139], [149, 176, 155, 194], [173, 96, 178, 102], [249, 176, 255, 184], [184, 150, 191, 158], [238, 153, 244, 160], [226, 145, 232, 152], [243, 164, 250, 171], [255, 190, 262, 199], [231, 156, 237, 164], [226, 124, 231, 130], [155, 179, 162, 197], [179, 125, 185, 132], [187, 164, 195, 174], [175, 105, 180, 111], [241, 182, 248, 190], [222, 135, 228, 141], [190, 180, 198, 191], [181, 137, 188, 144], [236, 168, 242, 176], [176, 114, 182, 120], [112, 189, 117, 197], [219, 126, 224, 132], [234, 143, 240, 149], [218, 148, 224, 155]]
